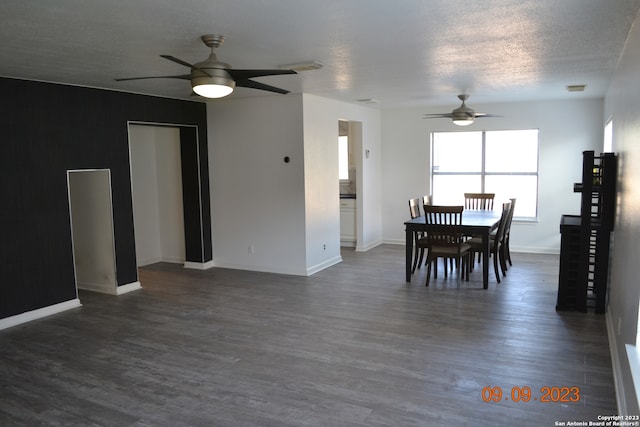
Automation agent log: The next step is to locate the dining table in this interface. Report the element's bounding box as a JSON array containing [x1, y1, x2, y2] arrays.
[[404, 209, 502, 289]]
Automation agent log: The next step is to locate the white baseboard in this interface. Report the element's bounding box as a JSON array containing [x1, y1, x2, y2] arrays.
[[307, 256, 343, 275], [510, 246, 559, 255], [217, 256, 342, 276], [163, 256, 185, 264], [137, 256, 162, 267], [607, 310, 628, 415], [214, 255, 343, 277], [212, 260, 308, 276], [0, 299, 82, 331], [355, 240, 382, 252], [139, 256, 186, 267], [184, 260, 215, 270], [116, 281, 142, 295], [382, 238, 406, 246], [77, 281, 116, 295]]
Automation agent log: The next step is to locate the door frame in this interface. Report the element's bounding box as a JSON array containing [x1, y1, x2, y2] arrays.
[[66, 168, 118, 295]]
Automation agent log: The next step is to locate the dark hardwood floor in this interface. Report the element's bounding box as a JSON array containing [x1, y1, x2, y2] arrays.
[[0, 246, 615, 426]]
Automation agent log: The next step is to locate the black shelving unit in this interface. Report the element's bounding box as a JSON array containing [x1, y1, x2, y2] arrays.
[[557, 151, 617, 313]]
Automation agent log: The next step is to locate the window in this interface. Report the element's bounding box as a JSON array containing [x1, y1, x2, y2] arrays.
[[625, 302, 640, 409], [338, 135, 349, 180], [431, 129, 539, 218], [604, 118, 613, 153]]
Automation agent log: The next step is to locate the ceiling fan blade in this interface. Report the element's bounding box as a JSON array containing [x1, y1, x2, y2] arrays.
[[423, 95, 501, 120], [423, 113, 454, 118], [225, 69, 297, 80], [475, 113, 502, 118], [160, 55, 212, 77], [160, 55, 199, 69], [115, 75, 190, 82], [235, 79, 290, 94]]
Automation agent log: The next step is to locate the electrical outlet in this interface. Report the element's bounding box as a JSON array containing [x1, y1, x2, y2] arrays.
[[323, 243, 326, 250], [248, 245, 254, 254]]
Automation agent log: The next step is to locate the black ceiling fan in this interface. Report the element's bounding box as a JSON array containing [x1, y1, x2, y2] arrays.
[[423, 94, 499, 126], [116, 34, 297, 98]]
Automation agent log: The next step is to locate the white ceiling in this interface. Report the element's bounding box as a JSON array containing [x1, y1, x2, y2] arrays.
[[2, 0, 640, 109]]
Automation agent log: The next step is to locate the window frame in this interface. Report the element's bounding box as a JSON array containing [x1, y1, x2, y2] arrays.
[[338, 135, 350, 182], [430, 129, 540, 219], [604, 118, 613, 153]]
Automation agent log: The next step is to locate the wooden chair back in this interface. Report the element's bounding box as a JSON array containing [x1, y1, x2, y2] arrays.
[[503, 198, 516, 266], [423, 194, 433, 207], [494, 202, 512, 244], [504, 198, 516, 235], [423, 205, 464, 248], [408, 198, 421, 219], [464, 193, 495, 210]]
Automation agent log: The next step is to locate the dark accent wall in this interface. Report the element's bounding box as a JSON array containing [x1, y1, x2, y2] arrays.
[[180, 127, 210, 263], [0, 77, 212, 319]]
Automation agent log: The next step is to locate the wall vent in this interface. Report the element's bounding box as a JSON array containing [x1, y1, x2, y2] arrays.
[[566, 84, 587, 92]]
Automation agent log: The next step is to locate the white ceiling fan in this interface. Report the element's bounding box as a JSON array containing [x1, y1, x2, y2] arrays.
[[423, 94, 499, 126]]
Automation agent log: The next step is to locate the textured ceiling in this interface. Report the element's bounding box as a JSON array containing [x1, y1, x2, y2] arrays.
[[2, 0, 640, 108]]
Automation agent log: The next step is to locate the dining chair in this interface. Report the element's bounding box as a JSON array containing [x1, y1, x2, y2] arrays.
[[408, 198, 427, 273], [409, 197, 421, 219], [464, 193, 495, 210], [464, 193, 496, 245], [468, 202, 511, 283], [420, 205, 471, 286], [502, 198, 516, 267], [417, 195, 436, 268], [422, 194, 455, 271], [488, 197, 516, 270]]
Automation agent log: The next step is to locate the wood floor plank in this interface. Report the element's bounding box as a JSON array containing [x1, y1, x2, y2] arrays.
[[0, 246, 616, 426]]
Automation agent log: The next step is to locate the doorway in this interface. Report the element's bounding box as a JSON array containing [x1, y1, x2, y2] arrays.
[[128, 124, 186, 267], [67, 169, 117, 294], [339, 120, 363, 249]]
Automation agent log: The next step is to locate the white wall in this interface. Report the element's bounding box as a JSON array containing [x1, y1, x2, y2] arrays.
[[129, 125, 185, 266], [206, 93, 382, 276], [302, 94, 383, 257], [604, 7, 640, 414], [301, 94, 342, 271], [207, 95, 308, 275], [381, 98, 604, 253]]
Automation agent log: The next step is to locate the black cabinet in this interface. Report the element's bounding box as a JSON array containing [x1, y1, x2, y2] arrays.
[[557, 151, 617, 313]]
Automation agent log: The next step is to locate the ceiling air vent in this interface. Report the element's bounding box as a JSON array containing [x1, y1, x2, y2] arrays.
[[566, 84, 587, 92]]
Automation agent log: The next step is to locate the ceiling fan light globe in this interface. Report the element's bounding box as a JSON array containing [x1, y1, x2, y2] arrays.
[[453, 118, 474, 126], [193, 83, 234, 98], [452, 105, 475, 126], [191, 70, 236, 98]]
